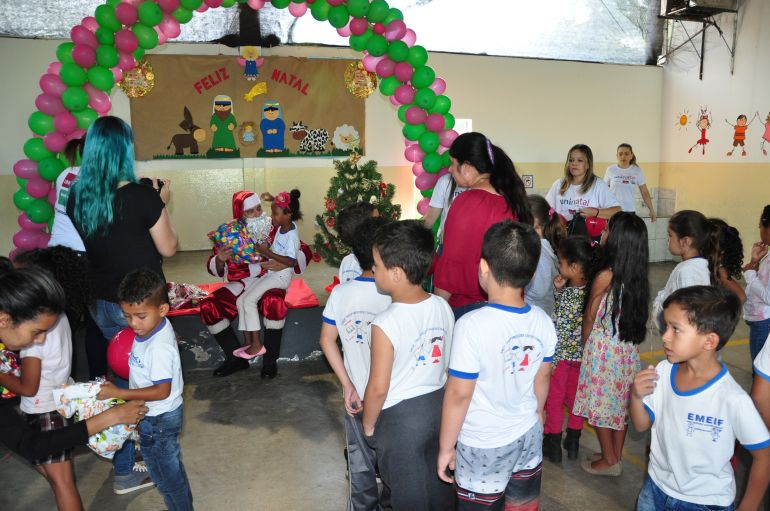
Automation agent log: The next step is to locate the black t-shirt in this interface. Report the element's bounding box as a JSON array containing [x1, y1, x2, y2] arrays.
[[68, 182, 166, 302]]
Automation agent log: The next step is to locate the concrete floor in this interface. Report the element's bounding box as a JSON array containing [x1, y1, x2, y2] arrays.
[[0, 255, 759, 510]]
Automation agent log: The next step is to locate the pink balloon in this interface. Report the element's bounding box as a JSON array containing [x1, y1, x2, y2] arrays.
[[401, 28, 416, 47], [155, 26, 169, 45], [375, 58, 395, 78], [71, 25, 98, 48], [72, 44, 97, 68], [425, 113, 445, 133], [394, 85, 415, 104], [196, 3, 210, 12], [18, 213, 47, 231], [13, 160, 39, 179], [84, 84, 112, 114], [43, 131, 68, 153], [327, 0, 344, 5], [372, 22, 385, 35], [405, 143, 425, 163], [394, 63, 413, 82], [336, 24, 352, 37], [389, 95, 401, 106], [350, 18, 369, 36], [118, 52, 137, 71], [40, 74, 67, 97], [112, 67, 124, 82], [13, 229, 41, 250], [412, 162, 425, 177], [384, 20, 406, 42], [35, 94, 66, 116], [428, 77, 447, 95], [362, 54, 384, 73], [405, 106, 427, 125], [82, 16, 98, 32], [416, 172, 439, 190], [115, 29, 139, 53], [247, 0, 264, 9], [437, 167, 450, 178], [159, 14, 182, 38], [54, 112, 78, 134], [35, 233, 52, 249], [115, 2, 139, 25], [67, 129, 87, 141], [124, 0, 143, 5], [439, 129, 459, 148], [157, 0, 180, 13], [48, 187, 58, 204], [288, 2, 307, 17], [26, 177, 52, 199], [47, 62, 63, 75], [205, 0, 224, 7], [417, 197, 430, 216]]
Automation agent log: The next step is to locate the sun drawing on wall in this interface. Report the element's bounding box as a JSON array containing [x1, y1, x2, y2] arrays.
[[676, 109, 690, 130]]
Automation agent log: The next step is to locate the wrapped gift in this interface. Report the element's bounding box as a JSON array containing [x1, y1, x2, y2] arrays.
[[167, 282, 210, 310], [0, 343, 21, 399], [52, 380, 137, 459], [208, 220, 260, 264]]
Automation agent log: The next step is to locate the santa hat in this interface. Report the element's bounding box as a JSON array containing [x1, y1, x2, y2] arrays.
[[232, 190, 261, 219]]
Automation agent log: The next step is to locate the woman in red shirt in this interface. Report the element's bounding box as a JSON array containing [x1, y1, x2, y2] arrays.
[[433, 132, 533, 317]]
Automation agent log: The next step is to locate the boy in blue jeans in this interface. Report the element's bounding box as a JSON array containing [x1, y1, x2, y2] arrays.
[[438, 220, 556, 511], [99, 269, 193, 511], [631, 286, 770, 511]]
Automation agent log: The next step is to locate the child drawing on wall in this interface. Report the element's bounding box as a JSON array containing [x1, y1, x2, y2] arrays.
[[757, 111, 770, 156], [688, 108, 712, 155], [725, 113, 757, 157]]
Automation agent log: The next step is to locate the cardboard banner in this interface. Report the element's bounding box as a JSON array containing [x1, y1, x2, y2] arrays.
[[130, 54, 366, 160]]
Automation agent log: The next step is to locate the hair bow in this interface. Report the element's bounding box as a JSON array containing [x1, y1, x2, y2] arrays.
[[274, 191, 291, 210], [548, 208, 555, 218]]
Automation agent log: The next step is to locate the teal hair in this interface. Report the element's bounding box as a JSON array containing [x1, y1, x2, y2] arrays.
[[72, 116, 137, 238]]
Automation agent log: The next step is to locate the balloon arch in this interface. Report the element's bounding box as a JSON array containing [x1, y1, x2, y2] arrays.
[[11, 0, 458, 255]]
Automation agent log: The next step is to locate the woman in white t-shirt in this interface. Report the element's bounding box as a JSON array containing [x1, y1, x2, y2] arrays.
[[422, 172, 467, 242], [603, 143, 657, 222], [546, 144, 620, 223], [49, 138, 86, 251]]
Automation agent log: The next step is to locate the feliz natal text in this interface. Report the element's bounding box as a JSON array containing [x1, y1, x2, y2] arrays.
[[193, 68, 230, 94], [271, 69, 310, 96]]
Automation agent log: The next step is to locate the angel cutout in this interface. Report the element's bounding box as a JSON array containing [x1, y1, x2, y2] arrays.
[[238, 46, 265, 81]]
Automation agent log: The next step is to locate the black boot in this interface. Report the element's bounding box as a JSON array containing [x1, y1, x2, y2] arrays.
[[542, 433, 562, 463], [261, 328, 283, 379], [212, 327, 249, 377], [563, 428, 581, 460]]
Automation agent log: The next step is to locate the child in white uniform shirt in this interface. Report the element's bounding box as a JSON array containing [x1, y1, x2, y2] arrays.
[[439, 220, 556, 510], [743, 205, 770, 360], [336, 202, 378, 283], [631, 286, 770, 511], [98, 270, 192, 511], [320, 216, 392, 511], [525, 195, 564, 318], [363, 220, 455, 510]]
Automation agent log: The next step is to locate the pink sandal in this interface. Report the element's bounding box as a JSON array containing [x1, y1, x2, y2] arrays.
[[233, 346, 267, 360]]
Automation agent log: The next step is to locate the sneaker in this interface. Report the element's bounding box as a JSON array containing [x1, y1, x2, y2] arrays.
[[113, 469, 154, 495]]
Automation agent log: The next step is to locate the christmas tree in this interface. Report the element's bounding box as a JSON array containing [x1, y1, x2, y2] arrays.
[[314, 155, 402, 266]]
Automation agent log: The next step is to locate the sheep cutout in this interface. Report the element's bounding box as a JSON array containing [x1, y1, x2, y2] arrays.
[[332, 124, 360, 152]]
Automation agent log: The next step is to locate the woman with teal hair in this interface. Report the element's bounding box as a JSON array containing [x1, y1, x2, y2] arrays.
[[67, 116, 177, 494]]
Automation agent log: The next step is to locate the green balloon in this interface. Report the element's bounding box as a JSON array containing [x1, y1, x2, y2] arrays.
[[62, 87, 89, 112], [95, 5, 122, 32], [133, 24, 159, 50], [56, 42, 75, 64], [23, 138, 54, 162], [383, 7, 404, 25], [443, 112, 455, 130], [397, 104, 410, 123], [88, 66, 114, 92], [74, 108, 99, 129], [402, 123, 426, 141], [419, 187, 434, 198], [422, 152, 442, 173], [379, 76, 400, 96], [429, 95, 451, 115], [328, 5, 350, 28], [106, 0, 121, 7], [13, 189, 34, 210], [221, 0, 237, 6], [310, 0, 330, 21], [411, 66, 435, 89], [347, 0, 369, 18], [407, 45, 428, 68], [387, 40, 409, 62], [419, 132, 440, 153], [133, 47, 146, 61], [414, 88, 436, 110], [271, 0, 291, 8], [138, 1, 164, 26], [348, 29, 373, 52], [96, 45, 119, 69], [95, 27, 115, 45], [60, 63, 88, 87], [58, 152, 71, 168], [180, 0, 203, 9], [38, 157, 66, 181], [173, 7, 194, 24], [26, 199, 55, 224], [366, 0, 389, 23], [366, 34, 388, 57], [16, 177, 28, 188], [28, 112, 55, 136], [441, 150, 451, 168]]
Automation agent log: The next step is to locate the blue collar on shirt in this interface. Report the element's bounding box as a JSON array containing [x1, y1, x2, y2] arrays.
[[485, 303, 531, 314], [670, 362, 727, 396], [135, 318, 168, 343], [354, 277, 375, 282]]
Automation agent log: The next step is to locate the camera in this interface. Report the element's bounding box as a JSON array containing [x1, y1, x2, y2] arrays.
[[139, 177, 164, 193]]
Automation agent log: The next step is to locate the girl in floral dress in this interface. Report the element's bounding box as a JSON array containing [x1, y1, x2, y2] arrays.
[[573, 212, 650, 477]]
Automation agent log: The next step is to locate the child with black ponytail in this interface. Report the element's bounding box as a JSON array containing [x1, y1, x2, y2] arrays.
[[526, 195, 566, 317]]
